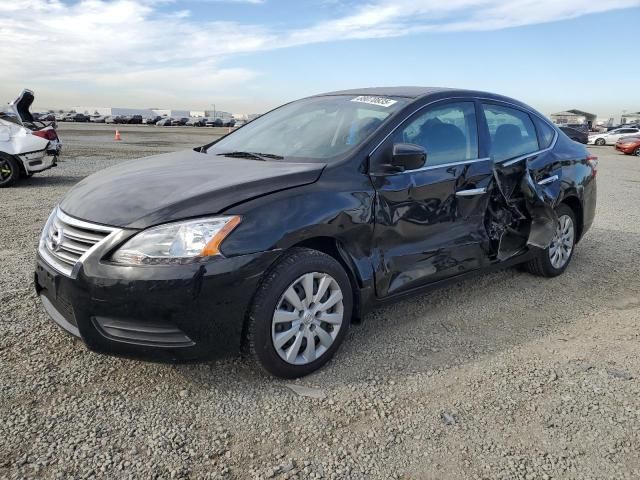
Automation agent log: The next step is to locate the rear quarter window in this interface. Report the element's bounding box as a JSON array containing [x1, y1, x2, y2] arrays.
[[533, 117, 557, 148]]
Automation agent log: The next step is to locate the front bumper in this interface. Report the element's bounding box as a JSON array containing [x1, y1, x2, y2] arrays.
[[35, 248, 281, 362], [615, 144, 634, 154]]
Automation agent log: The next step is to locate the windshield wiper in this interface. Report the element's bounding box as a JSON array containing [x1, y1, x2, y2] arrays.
[[217, 151, 284, 161]]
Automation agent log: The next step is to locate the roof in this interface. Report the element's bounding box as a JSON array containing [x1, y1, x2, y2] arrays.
[[316, 86, 454, 99], [310, 86, 535, 113]]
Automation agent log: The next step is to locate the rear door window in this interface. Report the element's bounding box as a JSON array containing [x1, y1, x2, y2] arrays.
[[482, 104, 540, 162]]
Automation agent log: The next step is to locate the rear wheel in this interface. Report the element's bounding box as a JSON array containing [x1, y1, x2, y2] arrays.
[[0, 155, 20, 188], [246, 248, 352, 378], [634, 147, 640, 157], [524, 204, 577, 278], [595, 138, 606, 146]]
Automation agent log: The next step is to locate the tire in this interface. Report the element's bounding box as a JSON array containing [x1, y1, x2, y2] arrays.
[[595, 138, 606, 146], [524, 204, 577, 278], [0, 155, 20, 188], [634, 147, 640, 157], [246, 248, 352, 378]]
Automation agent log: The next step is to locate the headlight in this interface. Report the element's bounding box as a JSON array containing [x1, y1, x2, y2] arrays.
[[111, 216, 241, 266]]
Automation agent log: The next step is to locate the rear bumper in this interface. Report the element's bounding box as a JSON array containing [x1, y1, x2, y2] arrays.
[[35, 248, 281, 362], [23, 153, 57, 172]]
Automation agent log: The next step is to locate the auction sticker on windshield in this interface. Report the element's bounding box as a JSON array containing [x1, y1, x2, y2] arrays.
[[351, 96, 397, 107]]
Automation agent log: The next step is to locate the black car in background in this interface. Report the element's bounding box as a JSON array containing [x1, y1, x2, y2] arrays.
[[128, 115, 143, 125], [64, 113, 90, 122], [144, 116, 162, 125], [205, 118, 224, 127], [186, 118, 207, 127], [35, 87, 597, 378], [156, 117, 174, 126], [36, 112, 56, 122], [559, 126, 588, 144]]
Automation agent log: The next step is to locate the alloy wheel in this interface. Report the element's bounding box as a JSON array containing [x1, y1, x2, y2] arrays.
[[0, 158, 14, 183], [634, 147, 640, 157], [548, 214, 575, 269], [271, 272, 344, 366]]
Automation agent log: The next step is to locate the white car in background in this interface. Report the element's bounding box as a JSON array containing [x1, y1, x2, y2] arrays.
[[0, 89, 62, 187], [588, 127, 640, 146]]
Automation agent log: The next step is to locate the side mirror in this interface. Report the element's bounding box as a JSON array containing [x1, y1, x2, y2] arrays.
[[391, 143, 426, 172]]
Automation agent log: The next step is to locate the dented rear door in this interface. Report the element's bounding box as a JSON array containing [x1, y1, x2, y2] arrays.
[[480, 102, 563, 258]]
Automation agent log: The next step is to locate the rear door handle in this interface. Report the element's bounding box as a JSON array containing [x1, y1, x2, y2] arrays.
[[455, 187, 487, 197], [537, 174, 559, 186]]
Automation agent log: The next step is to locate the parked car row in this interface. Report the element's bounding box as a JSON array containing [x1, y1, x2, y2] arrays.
[[34, 111, 247, 128], [155, 117, 238, 127]]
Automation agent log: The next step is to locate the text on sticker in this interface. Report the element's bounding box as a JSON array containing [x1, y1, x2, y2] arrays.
[[351, 96, 397, 108]]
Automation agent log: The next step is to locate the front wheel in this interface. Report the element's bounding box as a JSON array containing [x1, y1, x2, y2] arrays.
[[595, 138, 606, 146], [246, 248, 352, 378], [524, 204, 577, 278], [634, 147, 640, 157]]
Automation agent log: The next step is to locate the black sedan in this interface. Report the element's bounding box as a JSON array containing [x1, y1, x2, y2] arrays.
[[559, 126, 589, 144], [35, 87, 597, 378]]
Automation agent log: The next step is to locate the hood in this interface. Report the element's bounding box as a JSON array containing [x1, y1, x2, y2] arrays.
[[60, 150, 325, 228]]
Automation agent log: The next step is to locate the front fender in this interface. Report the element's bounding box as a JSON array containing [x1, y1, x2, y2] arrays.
[[221, 169, 376, 287]]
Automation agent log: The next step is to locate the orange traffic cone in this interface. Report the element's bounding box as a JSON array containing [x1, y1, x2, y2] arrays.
[[114, 129, 121, 141]]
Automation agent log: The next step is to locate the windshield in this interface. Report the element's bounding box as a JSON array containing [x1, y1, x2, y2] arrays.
[[208, 95, 407, 161]]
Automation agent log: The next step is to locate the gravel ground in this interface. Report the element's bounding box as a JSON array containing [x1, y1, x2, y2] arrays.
[[1, 123, 639, 479]]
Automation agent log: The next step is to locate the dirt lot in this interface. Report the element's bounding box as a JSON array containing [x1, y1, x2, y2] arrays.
[[1, 123, 639, 480]]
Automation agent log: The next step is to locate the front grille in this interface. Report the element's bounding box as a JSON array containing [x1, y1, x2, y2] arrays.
[[39, 208, 119, 277]]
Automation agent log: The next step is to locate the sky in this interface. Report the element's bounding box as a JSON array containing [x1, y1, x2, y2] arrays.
[[1, 0, 639, 118]]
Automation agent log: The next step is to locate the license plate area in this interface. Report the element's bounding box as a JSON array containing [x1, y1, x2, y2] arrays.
[[35, 263, 77, 327]]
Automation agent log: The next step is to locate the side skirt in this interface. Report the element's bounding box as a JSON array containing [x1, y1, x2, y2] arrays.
[[358, 250, 537, 317]]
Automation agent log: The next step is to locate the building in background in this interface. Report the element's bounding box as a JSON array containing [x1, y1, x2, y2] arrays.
[[152, 109, 191, 119], [550, 109, 597, 128], [621, 112, 640, 124]]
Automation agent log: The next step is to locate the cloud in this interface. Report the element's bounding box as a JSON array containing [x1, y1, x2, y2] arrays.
[[1, 0, 638, 109]]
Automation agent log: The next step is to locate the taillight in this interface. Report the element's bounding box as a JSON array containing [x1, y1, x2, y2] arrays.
[[32, 129, 58, 141], [586, 155, 598, 176]]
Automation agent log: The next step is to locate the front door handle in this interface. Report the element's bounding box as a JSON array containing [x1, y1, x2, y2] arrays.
[[537, 174, 559, 186], [456, 187, 487, 197]]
